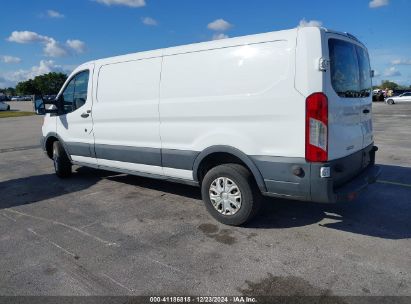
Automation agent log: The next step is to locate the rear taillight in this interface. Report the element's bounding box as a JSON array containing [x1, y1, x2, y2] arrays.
[[306, 93, 328, 162]]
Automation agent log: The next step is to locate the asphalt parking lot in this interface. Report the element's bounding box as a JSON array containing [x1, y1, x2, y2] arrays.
[[0, 102, 410, 298]]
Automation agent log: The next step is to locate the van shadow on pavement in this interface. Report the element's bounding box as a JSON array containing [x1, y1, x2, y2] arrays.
[[245, 164, 411, 240], [0, 167, 112, 209], [0, 164, 409, 240]]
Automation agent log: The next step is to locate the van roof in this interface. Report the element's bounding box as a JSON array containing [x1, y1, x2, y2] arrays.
[[76, 26, 362, 70], [90, 27, 300, 67]]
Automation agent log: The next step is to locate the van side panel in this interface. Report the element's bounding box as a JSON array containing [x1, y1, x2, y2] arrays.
[[160, 34, 303, 158], [92, 57, 163, 175]]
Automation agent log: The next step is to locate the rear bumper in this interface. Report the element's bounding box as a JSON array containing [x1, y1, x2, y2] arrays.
[[333, 164, 381, 202], [309, 145, 380, 203], [254, 144, 380, 203]]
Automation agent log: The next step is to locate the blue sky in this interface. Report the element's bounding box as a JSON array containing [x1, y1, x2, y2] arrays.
[[1, 0, 410, 88]]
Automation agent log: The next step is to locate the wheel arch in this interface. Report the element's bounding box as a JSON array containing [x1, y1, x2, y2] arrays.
[[192, 145, 267, 193], [44, 133, 71, 160]]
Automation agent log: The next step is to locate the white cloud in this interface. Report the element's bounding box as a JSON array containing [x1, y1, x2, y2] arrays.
[[141, 17, 158, 26], [207, 19, 233, 32], [212, 33, 229, 40], [1, 60, 65, 86], [373, 70, 381, 77], [369, 0, 389, 8], [1, 55, 21, 64], [384, 67, 401, 77], [7, 31, 86, 57], [27, 60, 63, 78], [95, 0, 146, 7], [66, 39, 86, 53], [47, 10, 64, 18], [7, 31, 49, 43], [44, 39, 68, 57], [299, 18, 323, 27], [0, 75, 15, 88], [392, 59, 411, 65]]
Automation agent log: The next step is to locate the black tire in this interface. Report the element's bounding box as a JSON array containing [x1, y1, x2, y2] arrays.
[[387, 99, 394, 105], [201, 163, 261, 226], [52, 141, 72, 178]]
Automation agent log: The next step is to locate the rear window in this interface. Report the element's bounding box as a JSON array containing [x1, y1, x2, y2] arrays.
[[329, 39, 371, 98]]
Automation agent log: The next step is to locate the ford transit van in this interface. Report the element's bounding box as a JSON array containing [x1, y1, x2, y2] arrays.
[[41, 26, 381, 226]]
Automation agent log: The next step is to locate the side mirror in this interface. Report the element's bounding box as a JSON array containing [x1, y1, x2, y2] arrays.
[[37, 104, 46, 115], [44, 108, 59, 114], [33, 95, 46, 115], [43, 95, 62, 114]]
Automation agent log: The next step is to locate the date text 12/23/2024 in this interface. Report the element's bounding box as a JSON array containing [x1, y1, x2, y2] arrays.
[[149, 296, 257, 303]]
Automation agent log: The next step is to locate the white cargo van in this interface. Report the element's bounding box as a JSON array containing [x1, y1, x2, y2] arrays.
[[41, 26, 380, 226]]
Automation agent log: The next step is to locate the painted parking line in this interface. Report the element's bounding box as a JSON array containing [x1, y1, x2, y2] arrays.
[[377, 180, 411, 189]]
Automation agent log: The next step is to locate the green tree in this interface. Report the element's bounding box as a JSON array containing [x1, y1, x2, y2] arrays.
[[33, 72, 67, 95], [4, 87, 16, 96], [15, 79, 38, 95], [379, 80, 399, 90], [15, 72, 67, 95]]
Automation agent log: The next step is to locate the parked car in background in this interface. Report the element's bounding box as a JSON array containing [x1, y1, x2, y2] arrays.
[[0, 94, 8, 102], [372, 89, 385, 102], [0, 101, 11, 111], [385, 92, 411, 105], [10, 95, 33, 101]]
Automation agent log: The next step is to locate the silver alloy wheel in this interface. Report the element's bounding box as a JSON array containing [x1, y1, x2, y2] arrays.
[[209, 177, 242, 216]]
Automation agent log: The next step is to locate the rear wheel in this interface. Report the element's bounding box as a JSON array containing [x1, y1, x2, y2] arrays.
[[52, 141, 72, 178], [201, 164, 261, 226], [387, 99, 395, 105]]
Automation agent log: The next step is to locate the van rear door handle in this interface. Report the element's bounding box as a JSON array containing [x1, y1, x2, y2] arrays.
[[363, 109, 370, 114]]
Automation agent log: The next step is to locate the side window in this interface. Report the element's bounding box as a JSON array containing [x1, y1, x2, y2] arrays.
[[62, 77, 75, 113], [73, 71, 89, 110], [60, 70, 90, 114]]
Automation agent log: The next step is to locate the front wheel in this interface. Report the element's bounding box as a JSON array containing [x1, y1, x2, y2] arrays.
[[387, 99, 395, 105], [201, 164, 261, 226], [52, 141, 72, 178]]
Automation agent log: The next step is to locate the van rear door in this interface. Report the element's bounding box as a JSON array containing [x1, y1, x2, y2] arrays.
[[325, 35, 373, 160]]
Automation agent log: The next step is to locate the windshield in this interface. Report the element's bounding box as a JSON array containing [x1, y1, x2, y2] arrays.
[[329, 38, 372, 98]]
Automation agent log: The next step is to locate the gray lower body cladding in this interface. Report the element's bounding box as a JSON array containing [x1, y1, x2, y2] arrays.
[[250, 156, 311, 201], [41, 134, 380, 203]]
